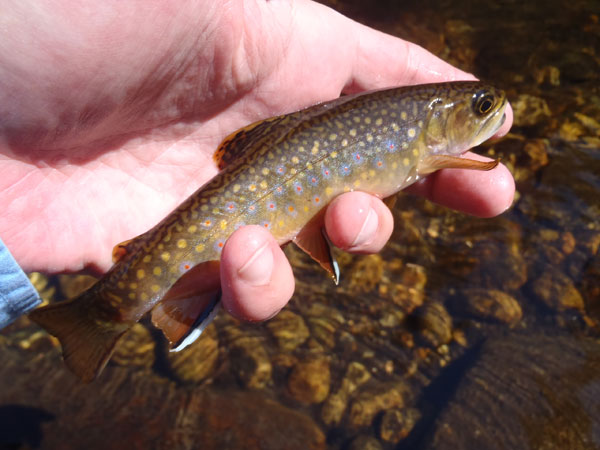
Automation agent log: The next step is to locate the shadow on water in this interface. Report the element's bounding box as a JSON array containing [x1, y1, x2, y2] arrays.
[[0, 405, 54, 450]]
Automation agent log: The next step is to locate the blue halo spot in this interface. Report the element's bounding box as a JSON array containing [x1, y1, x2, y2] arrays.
[[339, 165, 351, 176], [286, 204, 298, 217], [247, 204, 258, 214], [385, 139, 397, 153], [374, 158, 385, 169], [261, 221, 271, 230], [307, 174, 319, 186], [213, 240, 225, 253], [274, 185, 285, 196], [179, 261, 194, 273], [276, 166, 286, 175], [322, 167, 331, 178], [352, 152, 364, 165], [293, 182, 303, 194], [225, 201, 236, 212], [266, 201, 277, 211]]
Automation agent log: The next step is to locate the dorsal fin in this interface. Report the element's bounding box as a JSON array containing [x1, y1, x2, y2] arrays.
[[213, 115, 290, 170], [213, 93, 366, 170]]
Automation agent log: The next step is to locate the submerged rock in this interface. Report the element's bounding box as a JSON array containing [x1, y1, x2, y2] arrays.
[[321, 361, 371, 426], [266, 310, 310, 352], [456, 289, 523, 326], [348, 380, 410, 429], [111, 323, 155, 369], [530, 268, 585, 313], [287, 355, 331, 404], [413, 333, 600, 450], [414, 302, 453, 348], [379, 407, 421, 443], [168, 323, 219, 383]]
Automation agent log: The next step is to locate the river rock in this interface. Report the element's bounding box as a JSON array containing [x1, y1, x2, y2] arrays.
[[168, 323, 218, 383], [321, 361, 371, 426], [414, 333, 600, 450], [457, 289, 523, 326], [266, 310, 310, 352], [229, 336, 272, 389], [414, 302, 453, 348], [287, 355, 331, 404], [348, 380, 410, 428], [111, 323, 155, 369], [379, 407, 421, 443], [530, 268, 585, 313]]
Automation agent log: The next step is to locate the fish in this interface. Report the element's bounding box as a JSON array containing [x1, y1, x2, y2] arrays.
[[29, 81, 507, 382]]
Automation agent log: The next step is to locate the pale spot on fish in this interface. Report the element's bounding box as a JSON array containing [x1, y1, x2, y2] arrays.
[[233, 184, 241, 193], [375, 118, 383, 126], [128, 293, 136, 300], [177, 239, 187, 249], [400, 112, 407, 120], [153, 267, 162, 276], [220, 220, 227, 230], [403, 157, 410, 166], [151, 285, 160, 293], [392, 162, 398, 169], [392, 123, 400, 132], [413, 149, 419, 157], [331, 151, 338, 158], [141, 293, 148, 301], [365, 117, 371, 124], [129, 283, 138, 290], [260, 180, 268, 189], [262, 168, 270, 175], [325, 187, 333, 196], [143, 255, 152, 263], [329, 133, 337, 141], [188, 225, 198, 233], [341, 139, 348, 147], [408, 128, 416, 138], [248, 184, 257, 192], [349, 129, 357, 137], [201, 205, 209, 212], [195, 244, 205, 252], [161, 252, 170, 262], [137, 269, 145, 280], [117, 281, 125, 289], [292, 156, 300, 164]]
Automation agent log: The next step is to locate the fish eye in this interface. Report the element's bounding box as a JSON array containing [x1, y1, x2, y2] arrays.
[[473, 92, 496, 115]]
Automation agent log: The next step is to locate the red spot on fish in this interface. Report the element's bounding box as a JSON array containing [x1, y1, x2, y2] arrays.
[[377, 161, 383, 167], [268, 203, 275, 209], [184, 264, 190, 270], [355, 154, 361, 161], [314, 196, 320, 203], [288, 206, 295, 212], [389, 143, 395, 150], [218, 242, 223, 248]]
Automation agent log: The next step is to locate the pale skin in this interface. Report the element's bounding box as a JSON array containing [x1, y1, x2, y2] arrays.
[[0, 0, 514, 322]]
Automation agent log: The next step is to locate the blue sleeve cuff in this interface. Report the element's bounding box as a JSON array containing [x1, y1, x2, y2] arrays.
[[0, 238, 42, 329]]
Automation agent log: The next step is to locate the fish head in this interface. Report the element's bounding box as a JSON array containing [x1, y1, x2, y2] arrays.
[[423, 82, 507, 156]]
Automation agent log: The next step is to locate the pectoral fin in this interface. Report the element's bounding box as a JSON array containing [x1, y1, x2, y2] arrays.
[[151, 260, 221, 352], [293, 211, 340, 284], [418, 155, 500, 175]]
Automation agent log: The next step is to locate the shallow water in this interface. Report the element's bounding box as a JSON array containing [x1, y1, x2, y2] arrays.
[[2, 1, 600, 449]]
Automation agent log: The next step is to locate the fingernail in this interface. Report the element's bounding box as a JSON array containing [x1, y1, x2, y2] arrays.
[[237, 242, 273, 286], [351, 207, 378, 248]]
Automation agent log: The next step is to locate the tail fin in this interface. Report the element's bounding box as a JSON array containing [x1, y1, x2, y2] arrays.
[[29, 296, 128, 383]]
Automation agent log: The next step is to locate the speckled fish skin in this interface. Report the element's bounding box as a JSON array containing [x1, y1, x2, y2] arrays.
[[29, 81, 507, 381]]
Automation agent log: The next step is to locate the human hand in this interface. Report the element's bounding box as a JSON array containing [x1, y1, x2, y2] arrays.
[[0, 0, 514, 321]]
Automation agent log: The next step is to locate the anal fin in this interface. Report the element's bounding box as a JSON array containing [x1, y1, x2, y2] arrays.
[[151, 260, 222, 351], [293, 210, 340, 284]]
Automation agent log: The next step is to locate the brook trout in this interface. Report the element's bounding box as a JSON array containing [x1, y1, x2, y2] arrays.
[[30, 81, 507, 382]]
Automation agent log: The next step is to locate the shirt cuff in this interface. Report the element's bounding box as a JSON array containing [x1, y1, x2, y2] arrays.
[[0, 238, 42, 329]]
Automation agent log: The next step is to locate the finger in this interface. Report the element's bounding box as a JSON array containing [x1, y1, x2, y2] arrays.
[[342, 21, 514, 138], [325, 191, 394, 254], [220, 225, 294, 321], [406, 152, 515, 218]]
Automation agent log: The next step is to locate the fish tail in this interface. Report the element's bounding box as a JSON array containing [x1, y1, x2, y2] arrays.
[[29, 294, 128, 383]]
